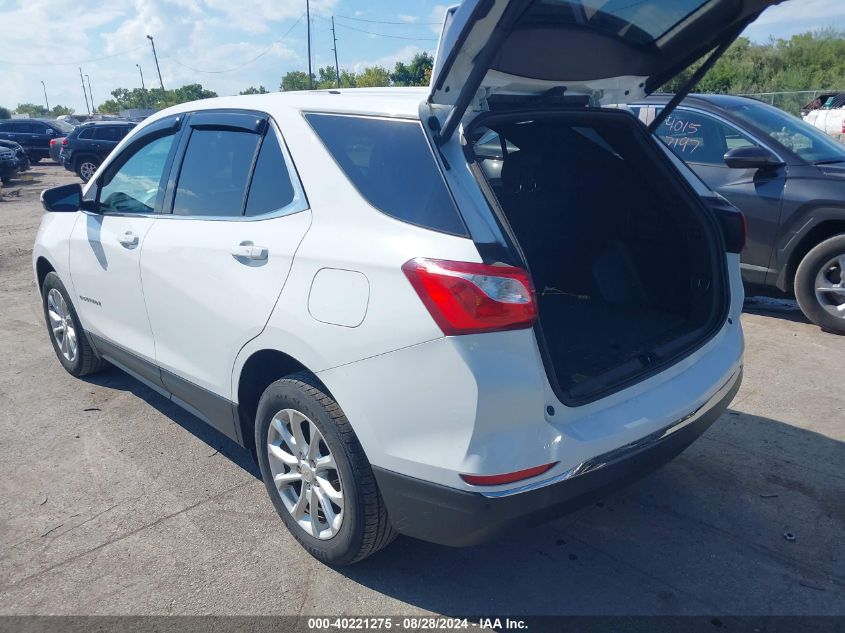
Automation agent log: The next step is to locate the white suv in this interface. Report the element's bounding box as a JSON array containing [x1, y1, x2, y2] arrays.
[[34, 0, 778, 564]]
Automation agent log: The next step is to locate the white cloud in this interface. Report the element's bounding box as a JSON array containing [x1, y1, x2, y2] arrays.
[[349, 44, 425, 74], [398, 14, 419, 24], [429, 4, 449, 35]]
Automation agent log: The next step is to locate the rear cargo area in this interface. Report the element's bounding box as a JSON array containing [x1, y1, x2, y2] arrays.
[[473, 110, 726, 403]]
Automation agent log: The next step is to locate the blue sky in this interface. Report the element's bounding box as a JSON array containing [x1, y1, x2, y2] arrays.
[[0, 0, 843, 113]]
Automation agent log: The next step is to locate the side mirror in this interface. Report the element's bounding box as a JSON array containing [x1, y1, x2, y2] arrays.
[[724, 146, 784, 170], [46, 128, 54, 136], [41, 183, 84, 212]]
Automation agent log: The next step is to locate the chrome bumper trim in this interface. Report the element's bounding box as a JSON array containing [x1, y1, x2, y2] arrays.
[[481, 367, 742, 499]]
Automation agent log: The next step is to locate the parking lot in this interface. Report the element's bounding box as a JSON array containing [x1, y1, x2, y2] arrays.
[[0, 164, 843, 616]]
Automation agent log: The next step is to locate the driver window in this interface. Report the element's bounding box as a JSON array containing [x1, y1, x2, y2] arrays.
[[99, 133, 176, 215]]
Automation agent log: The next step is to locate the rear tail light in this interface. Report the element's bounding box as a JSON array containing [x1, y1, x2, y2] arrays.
[[49, 138, 57, 146], [841, 119, 845, 134], [461, 462, 558, 486], [402, 258, 537, 335], [61, 138, 68, 146]]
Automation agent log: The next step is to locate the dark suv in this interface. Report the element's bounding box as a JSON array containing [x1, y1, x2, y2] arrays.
[[0, 119, 75, 163], [60, 121, 137, 181], [632, 95, 845, 334]]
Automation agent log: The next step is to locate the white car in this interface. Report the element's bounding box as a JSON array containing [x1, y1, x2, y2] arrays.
[[803, 93, 845, 141], [34, 0, 780, 564]]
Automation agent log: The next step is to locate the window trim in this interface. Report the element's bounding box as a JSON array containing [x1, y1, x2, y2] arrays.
[[160, 112, 308, 222], [302, 111, 469, 238]]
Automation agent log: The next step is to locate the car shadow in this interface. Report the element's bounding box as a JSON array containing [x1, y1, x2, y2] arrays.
[[82, 366, 261, 480], [335, 410, 844, 616], [743, 295, 811, 325], [81, 363, 844, 615]]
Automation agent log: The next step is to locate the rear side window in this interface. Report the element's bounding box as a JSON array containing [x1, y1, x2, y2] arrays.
[[93, 127, 122, 142], [245, 131, 296, 217], [305, 114, 466, 236], [172, 129, 260, 217], [78, 128, 95, 140]]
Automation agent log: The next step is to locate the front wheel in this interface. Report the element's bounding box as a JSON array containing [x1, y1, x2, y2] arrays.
[[255, 373, 396, 565], [42, 272, 109, 376], [795, 235, 845, 335], [76, 157, 99, 182]]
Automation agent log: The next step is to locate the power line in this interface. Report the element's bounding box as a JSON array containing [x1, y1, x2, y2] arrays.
[[162, 13, 305, 75], [330, 20, 439, 41], [335, 14, 441, 25], [0, 45, 146, 67]]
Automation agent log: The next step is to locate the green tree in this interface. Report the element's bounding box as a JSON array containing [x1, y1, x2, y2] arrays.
[[390, 52, 434, 87], [50, 105, 74, 117], [661, 29, 845, 114], [280, 71, 314, 91], [14, 103, 49, 117], [98, 84, 217, 113], [240, 85, 269, 95], [315, 66, 357, 89], [356, 66, 391, 88], [0, 106, 11, 119]]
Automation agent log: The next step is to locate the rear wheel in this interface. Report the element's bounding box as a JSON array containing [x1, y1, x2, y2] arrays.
[[29, 155, 41, 164], [255, 373, 396, 565], [41, 272, 108, 376], [76, 157, 99, 182], [795, 235, 845, 335]]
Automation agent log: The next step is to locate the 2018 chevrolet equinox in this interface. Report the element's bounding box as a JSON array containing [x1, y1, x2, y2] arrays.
[[34, 0, 784, 564]]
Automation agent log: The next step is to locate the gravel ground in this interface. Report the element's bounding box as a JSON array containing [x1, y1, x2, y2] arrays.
[[0, 164, 843, 616]]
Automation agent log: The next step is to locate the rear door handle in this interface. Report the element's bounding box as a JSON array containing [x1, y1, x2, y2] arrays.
[[231, 242, 268, 261], [118, 231, 139, 248]]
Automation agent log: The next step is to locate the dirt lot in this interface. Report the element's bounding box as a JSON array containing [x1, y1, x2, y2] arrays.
[[0, 164, 843, 616]]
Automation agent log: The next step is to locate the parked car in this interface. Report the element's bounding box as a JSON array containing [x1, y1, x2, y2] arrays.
[[802, 93, 845, 139], [800, 92, 844, 117], [632, 95, 845, 334], [49, 137, 64, 164], [0, 118, 75, 163], [60, 121, 137, 181], [34, 0, 777, 564], [0, 145, 18, 184], [0, 139, 30, 172]]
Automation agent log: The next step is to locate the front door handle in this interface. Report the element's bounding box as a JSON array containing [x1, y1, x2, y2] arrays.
[[231, 242, 269, 261], [118, 231, 139, 248]]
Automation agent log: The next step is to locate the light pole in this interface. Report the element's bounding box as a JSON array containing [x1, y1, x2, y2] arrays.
[[306, 0, 312, 89], [40, 81, 50, 113], [85, 75, 95, 113], [146, 35, 165, 91], [79, 67, 91, 115], [137, 64, 147, 108]]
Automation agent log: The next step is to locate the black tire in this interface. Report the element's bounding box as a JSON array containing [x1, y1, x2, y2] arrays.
[[75, 157, 100, 182], [29, 155, 41, 164], [795, 234, 845, 335], [255, 372, 396, 565], [1, 177, 8, 184], [41, 272, 109, 376]]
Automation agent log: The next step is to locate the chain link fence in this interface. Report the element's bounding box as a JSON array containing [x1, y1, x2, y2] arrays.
[[737, 90, 843, 116]]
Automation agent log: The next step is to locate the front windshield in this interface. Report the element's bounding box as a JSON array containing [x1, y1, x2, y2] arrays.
[[726, 101, 845, 164]]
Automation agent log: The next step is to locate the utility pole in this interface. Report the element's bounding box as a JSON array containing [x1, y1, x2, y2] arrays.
[[306, 0, 313, 89], [331, 16, 340, 88], [146, 35, 165, 91], [40, 81, 50, 113], [86, 75, 95, 113], [79, 67, 91, 115]]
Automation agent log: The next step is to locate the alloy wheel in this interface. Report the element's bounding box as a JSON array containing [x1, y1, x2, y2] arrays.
[[266, 408, 344, 540], [814, 254, 845, 320], [47, 288, 78, 362], [79, 161, 97, 181]]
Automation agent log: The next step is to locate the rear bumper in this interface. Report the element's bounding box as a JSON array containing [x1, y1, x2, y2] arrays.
[[374, 367, 741, 547]]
